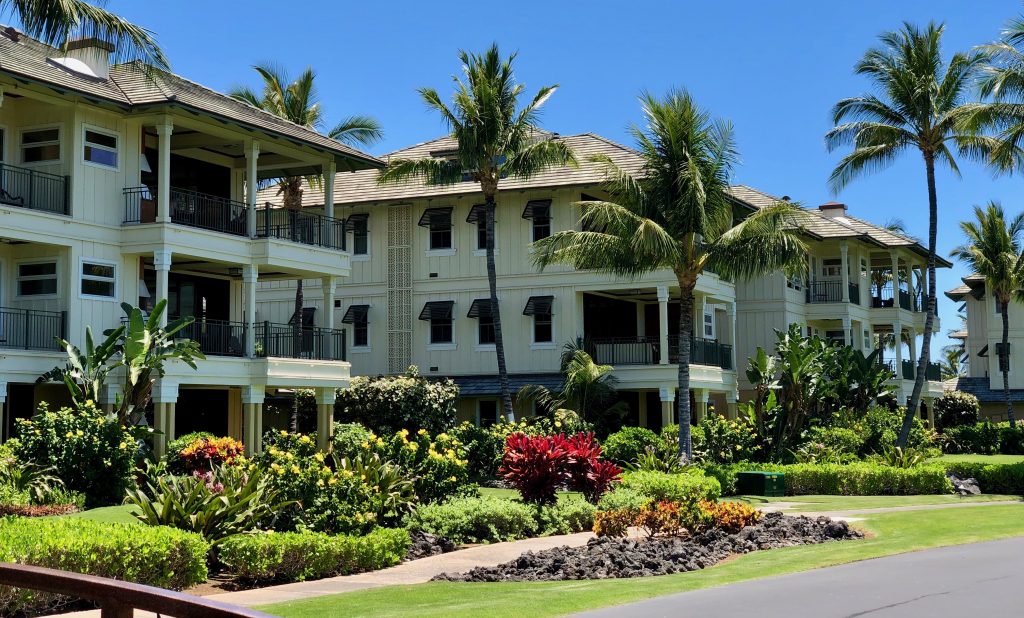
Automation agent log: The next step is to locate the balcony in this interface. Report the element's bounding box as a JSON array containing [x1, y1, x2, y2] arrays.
[[256, 321, 347, 361], [0, 163, 69, 215], [124, 187, 248, 237], [176, 319, 246, 357], [805, 280, 860, 305], [871, 288, 922, 311], [585, 336, 733, 370], [0, 307, 65, 351], [256, 207, 346, 251], [882, 359, 943, 381]]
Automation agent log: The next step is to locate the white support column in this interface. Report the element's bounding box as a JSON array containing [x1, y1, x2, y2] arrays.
[[155, 119, 173, 223], [153, 249, 172, 328], [243, 265, 257, 357], [659, 386, 676, 427], [694, 388, 710, 423], [323, 160, 336, 220], [890, 250, 900, 308], [840, 242, 850, 303], [242, 385, 266, 454], [725, 391, 738, 421], [892, 320, 904, 399], [322, 276, 336, 331], [316, 387, 337, 451], [637, 393, 648, 428], [842, 316, 852, 347], [910, 262, 920, 311], [246, 140, 260, 237], [727, 301, 737, 371], [0, 382, 7, 442], [657, 286, 670, 365], [152, 381, 179, 457]]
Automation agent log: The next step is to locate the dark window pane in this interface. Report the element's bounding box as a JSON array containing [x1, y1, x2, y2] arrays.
[[534, 315, 553, 343], [431, 318, 453, 343], [19, 263, 56, 277], [82, 262, 115, 278], [81, 278, 115, 297], [354, 323, 368, 347], [19, 278, 57, 296], [479, 400, 499, 427], [479, 316, 495, 344], [23, 144, 60, 163], [477, 217, 487, 250], [22, 129, 59, 145], [533, 218, 551, 241], [85, 130, 117, 149], [430, 227, 452, 250]]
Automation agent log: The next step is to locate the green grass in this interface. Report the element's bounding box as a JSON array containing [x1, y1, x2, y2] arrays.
[[736, 493, 1021, 511], [261, 503, 1024, 618], [931, 453, 1024, 464], [61, 505, 139, 525]]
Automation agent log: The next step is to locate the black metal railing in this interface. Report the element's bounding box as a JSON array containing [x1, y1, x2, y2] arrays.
[[926, 362, 942, 381], [256, 321, 346, 361], [256, 206, 346, 250], [0, 307, 65, 350], [805, 280, 843, 303], [902, 359, 915, 380], [0, 163, 69, 215], [123, 187, 248, 236], [176, 318, 246, 357], [848, 282, 861, 305], [585, 336, 733, 370], [871, 288, 921, 311]]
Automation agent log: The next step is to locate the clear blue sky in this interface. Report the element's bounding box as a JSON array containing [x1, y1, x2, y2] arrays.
[[61, 1, 1024, 356]]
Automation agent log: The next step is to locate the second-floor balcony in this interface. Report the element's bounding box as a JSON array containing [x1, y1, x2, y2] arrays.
[[124, 187, 248, 237], [880, 359, 943, 381], [585, 336, 733, 370], [0, 163, 69, 216], [0, 307, 65, 351], [870, 288, 923, 311], [176, 318, 247, 357], [255, 207, 347, 251], [256, 321, 347, 361], [805, 280, 860, 305]]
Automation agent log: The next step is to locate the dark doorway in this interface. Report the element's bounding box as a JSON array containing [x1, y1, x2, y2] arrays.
[[173, 389, 229, 439], [583, 294, 638, 339]]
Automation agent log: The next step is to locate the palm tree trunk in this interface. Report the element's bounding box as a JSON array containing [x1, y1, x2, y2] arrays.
[[485, 196, 514, 420], [676, 277, 695, 460], [899, 154, 938, 446], [1001, 301, 1016, 427]]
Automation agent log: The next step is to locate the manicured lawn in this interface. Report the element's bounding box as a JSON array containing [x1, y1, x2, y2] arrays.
[[62, 505, 139, 525], [932, 454, 1024, 464], [261, 503, 1024, 618], [736, 493, 1021, 511]]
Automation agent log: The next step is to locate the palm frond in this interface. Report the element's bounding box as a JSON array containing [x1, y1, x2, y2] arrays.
[[328, 115, 384, 146]]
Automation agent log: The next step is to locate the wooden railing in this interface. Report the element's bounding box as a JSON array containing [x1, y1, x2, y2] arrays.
[[0, 562, 272, 618]]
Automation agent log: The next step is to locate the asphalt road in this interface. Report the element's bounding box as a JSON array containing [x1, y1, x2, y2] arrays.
[[570, 537, 1024, 617]]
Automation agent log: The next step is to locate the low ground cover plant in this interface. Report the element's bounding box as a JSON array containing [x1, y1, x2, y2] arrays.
[[594, 499, 761, 538], [411, 495, 596, 544], [218, 527, 409, 583], [0, 517, 208, 616]]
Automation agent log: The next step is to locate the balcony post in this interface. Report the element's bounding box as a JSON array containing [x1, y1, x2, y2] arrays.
[[242, 385, 265, 455], [909, 330, 918, 376], [657, 286, 669, 365], [152, 381, 178, 457], [910, 262, 919, 311], [316, 387, 336, 451], [659, 386, 675, 427], [0, 381, 7, 442], [727, 301, 737, 372], [840, 242, 850, 303], [243, 265, 257, 357], [694, 388, 709, 423], [322, 276, 336, 359], [323, 160, 336, 220], [153, 249, 171, 328], [245, 140, 260, 237], [890, 250, 900, 307], [726, 391, 738, 421], [892, 320, 904, 400], [842, 316, 851, 347], [155, 119, 173, 223]]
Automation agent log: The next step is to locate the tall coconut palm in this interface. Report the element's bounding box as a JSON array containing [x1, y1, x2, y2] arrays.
[[971, 15, 1024, 174], [532, 90, 807, 459], [3, 0, 166, 68], [826, 22, 989, 446], [377, 45, 577, 419], [939, 343, 965, 380], [950, 202, 1024, 426], [231, 64, 382, 430]]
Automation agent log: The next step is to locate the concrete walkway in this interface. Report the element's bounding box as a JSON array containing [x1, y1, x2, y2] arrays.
[[51, 499, 1024, 617]]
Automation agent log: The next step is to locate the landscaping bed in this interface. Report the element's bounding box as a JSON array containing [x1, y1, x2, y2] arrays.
[[434, 512, 861, 582]]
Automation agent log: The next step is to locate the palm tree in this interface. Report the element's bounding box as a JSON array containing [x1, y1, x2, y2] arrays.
[[971, 15, 1024, 173], [950, 202, 1024, 426], [3, 0, 166, 68], [231, 64, 382, 430], [825, 22, 989, 446], [377, 45, 577, 420], [532, 90, 806, 459], [517, 344, 627, 428], [939, 344, 964, 380]]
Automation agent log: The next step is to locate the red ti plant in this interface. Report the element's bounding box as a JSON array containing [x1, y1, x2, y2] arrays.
[[563, 432, 622, 503], [500, 433, 570, 505], [583, 459, 622, 503]]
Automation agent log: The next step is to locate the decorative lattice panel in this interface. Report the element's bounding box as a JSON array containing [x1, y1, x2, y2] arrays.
[[387, 205, 412, 373]]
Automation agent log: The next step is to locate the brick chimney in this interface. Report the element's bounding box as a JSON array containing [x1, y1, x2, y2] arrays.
[[818, 201, 847, 217]]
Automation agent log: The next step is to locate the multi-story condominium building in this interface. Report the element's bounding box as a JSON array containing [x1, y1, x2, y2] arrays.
[[729, 187, 949, 422], [258, 133, 741, 431], [0, 27, 380, 452], [945, 274, 1023, 420]]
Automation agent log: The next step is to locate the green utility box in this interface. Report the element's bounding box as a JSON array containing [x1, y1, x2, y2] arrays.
[[736, 471, 786, 497]]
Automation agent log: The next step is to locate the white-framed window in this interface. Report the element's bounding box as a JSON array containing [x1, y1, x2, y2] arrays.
[[351, 214, 369, 256], [703, 308, 715, 339], [476, 399, 500, 428], [79, 258, 117, 299], [17, 259, 58, 297], [430, 212, 452, 250], [19, 126, 61, 165], [533, 311, 553, 343], [82, 125, 119, 170], [822, 258, 842, 278]]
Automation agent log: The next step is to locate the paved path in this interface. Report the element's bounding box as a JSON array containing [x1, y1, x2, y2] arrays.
[[762, 499, 1021, 521], [570, 537, 1024, 617]]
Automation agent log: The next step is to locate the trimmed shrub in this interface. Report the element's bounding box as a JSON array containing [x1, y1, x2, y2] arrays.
[[700, 500, 762, 533], [331, 423, 374, 459], [942, 423, 1002, 455], [410, 496, 538, 544], [617, 470, 722, 504], [219, 528, 409, 583], [0, 518, 208, 616], [335, 368, 459, 434], [693, 414, 759, 464], [448, 422, 505, 483], [602, 427, 661, 466], [935, 391, 980, 429], [704, 462, 954, 496], [939, 461, 1024, 494], [999, 425, 1024, 455], [596, 486, 652, 514], [536, 497, 597, 536], [14, 403, 137, 507]]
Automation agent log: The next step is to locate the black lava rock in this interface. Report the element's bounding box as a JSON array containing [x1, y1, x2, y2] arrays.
[[406, 530, 458, 561]]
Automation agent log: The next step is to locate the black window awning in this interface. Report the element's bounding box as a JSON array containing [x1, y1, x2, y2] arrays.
[[341, 304, 370, 324], [418, 207, 453, 229], [522, 199, 552, 220], [288, 307, 316, 326], [465, 204, 488, 224], [467, 298, 494, 319], [523, 295, 554, 316], [419, 300, 454, 321]]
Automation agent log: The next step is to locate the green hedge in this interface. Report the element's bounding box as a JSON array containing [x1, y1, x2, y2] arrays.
[[0, 518, 208, 616], [218, 528, 410, 583], [704, 462, 954, 496], [410, 495, 595, 544], [939, 461, 1024, 495], [618, 470, 722, 503]]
